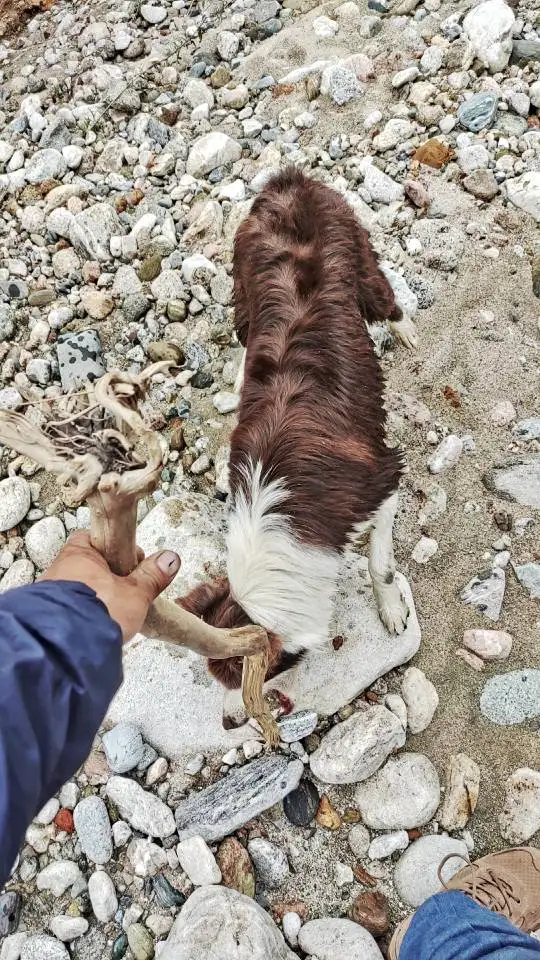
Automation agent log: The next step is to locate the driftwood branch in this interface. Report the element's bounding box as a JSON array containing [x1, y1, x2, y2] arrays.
[[0, 366, 279, 743]]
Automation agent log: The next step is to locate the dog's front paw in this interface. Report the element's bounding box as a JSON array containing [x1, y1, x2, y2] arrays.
[[389, 315, 419, 351], [375, 582, 409, 634]]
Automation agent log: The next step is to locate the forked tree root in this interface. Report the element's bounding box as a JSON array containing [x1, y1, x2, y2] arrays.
[[0, 365, 279, 745]]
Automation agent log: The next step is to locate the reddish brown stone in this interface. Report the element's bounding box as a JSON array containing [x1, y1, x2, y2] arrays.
[[352, 863, 377, 887], [54, 808, 74, 833], [350, 891, 389, 936], [216, 838, 255, 898], [271, 901, 308, 921], [413, 139, 453, 169]]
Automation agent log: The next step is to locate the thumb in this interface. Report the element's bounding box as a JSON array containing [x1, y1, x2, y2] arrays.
[[130, 550, 181, 603]]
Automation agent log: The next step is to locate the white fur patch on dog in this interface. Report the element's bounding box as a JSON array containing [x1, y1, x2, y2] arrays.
[[227, 461, 339, 653]]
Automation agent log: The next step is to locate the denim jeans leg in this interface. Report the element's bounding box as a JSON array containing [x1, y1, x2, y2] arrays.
[[400, 891, 540, 960]]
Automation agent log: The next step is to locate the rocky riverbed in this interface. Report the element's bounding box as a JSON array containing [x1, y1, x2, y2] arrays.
[[0, 0, 539, 955]]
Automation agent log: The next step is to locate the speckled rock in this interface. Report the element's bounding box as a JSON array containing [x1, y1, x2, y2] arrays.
[[73, 796, 113, 864], [106, 777, 176, 838], [0, 477, 31, 532], [21, 936, 69, 960], [499, 768, 540, 843], [57, 330, 105, 392], [480, 670, 540, 725]]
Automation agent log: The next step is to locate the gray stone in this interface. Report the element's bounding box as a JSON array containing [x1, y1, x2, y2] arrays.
[[106, 777, 176, 838], [500, 768, 540, 843], [513, 563, 540, 599], [394, 836, 469, 907], [298, 919, 383, 960], [177, 837, 221, 885], [103, 722, 144, 773], [362, 161, 404, 204], [88, 871, 117, 923], [25, 517, 65, 570], [368, 830, 409, 859], [506, 172, 540, 223], [457, 93, 498, 132], [0, 477, 31, 531], [511, 39, 540, 63], [354, 753, 441, 829], [484, 456, 540, 509], [25, 149, 67, 183], [310, 704, 405, 785], [247, 838, 290, 887], [69, 204, 121, 262], [49, 918, 89, 943], [186, 133, 242, 178], [36, 860, 82, 897], [513, 419, 540, 441], [73, 797, 113, 864], [480, 670, 540, 725], [21, 937, 69, 960], [401, 667, 439, 734], [160, 886, 296, 959], [0, 559, 34, 593], [348, 823, 371, 857], [140, 3, 167, 23], [175, 755, 303, 842], [57, 330, 105, 392], [151, 270, 185, 302], [463, 0, 514, 72], [0, 388, 24, 411], [460, 567, 506, 621], [123, 295, 150, 323], [320, 64, 362, 105], [427, 435, 463, 473], [278, 710, 318, 743]]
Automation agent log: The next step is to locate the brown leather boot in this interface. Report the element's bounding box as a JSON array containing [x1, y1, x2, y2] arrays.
[[388, 847, 540, 959]]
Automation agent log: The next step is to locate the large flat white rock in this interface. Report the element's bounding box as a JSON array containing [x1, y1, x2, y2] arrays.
[[108, 495, 421, 761]]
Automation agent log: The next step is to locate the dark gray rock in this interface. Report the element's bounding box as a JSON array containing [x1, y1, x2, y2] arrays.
[[0, 892, 22, 936], [483, 456, 540, 509], [57, 329, 105, 391], [511, 39, 540, 63], [175, 755, 303, 842], [122, 295, 150, 323], [457, 93, 498, 132], [283, 778, 320, 826]]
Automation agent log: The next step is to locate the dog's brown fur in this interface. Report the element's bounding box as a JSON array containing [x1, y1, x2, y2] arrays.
[[178, 168, 403, 690]]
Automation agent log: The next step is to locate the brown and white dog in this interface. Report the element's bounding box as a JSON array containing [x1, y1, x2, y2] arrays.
[[180, 168, 416, 726]]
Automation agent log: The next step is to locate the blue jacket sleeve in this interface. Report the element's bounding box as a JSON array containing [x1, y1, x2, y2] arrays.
[[0, 581, 122, 887]]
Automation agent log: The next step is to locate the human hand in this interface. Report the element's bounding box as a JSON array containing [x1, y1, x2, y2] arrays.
[[41, 530, 181, 642]]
